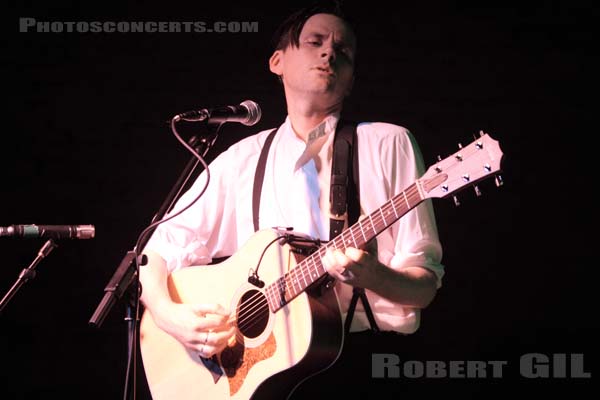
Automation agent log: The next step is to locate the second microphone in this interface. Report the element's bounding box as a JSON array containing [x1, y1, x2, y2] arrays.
[[0, 225, 96, 240], [174, 100, 261, 126]]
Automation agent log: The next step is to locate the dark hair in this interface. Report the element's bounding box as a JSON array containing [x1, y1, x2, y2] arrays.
[[271, 1, 356, 52]]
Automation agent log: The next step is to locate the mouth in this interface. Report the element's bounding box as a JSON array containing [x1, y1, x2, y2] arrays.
[[314, 65, 335, 76]]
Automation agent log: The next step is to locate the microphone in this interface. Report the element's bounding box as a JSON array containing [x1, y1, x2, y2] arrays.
[[175, 100, 261, 126], [0, 224, 95, 240]]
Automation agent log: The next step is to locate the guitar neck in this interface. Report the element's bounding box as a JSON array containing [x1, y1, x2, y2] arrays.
[[266, 181, 425, 312]]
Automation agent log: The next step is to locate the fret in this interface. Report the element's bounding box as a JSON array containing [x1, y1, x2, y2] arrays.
[[390, 197, 399, 219], [342, 231, 354, 249], [265, 283, 276, 312], [289, 273, 297, 298], [382, 204, 394, 226], [308, 254, 320, 281], [316, 248, 328, 275], [282, 274, 292, 299], [288, 272, 298, 297], [358, 219, 368, 242], [299, 262, 308, 288], [408, 187, 421, 208], [304, 264, 312, 285], [402, 190, 410, 209], [277, 275, 286, 300], [285, 271, 294, 296], [296, 270, 304, 293], [272, 277, 285, 307], [295, 270, 303, 293], [415, 179, 425, 200], [336, 236, 346, 252], [277, 274, 286, 301], [368, 214, 377, 235], [349, 226, 358, 248], [379, 207, 388, 228], [305, 260, 315, 284]]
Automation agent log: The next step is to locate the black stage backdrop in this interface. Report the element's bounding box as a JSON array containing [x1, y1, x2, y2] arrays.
[[1, 1, 594, 399]]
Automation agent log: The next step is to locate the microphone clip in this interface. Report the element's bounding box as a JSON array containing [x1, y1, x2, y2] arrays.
[[174, 109, 210, 123], [248, 270, 265, 288]]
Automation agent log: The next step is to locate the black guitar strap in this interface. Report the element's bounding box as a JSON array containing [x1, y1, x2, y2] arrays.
[[253, 128, 278, 232], [252, 120, 379, 334], [330, 121, 380, 335]]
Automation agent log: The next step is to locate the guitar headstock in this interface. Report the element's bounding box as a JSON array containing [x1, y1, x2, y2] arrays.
[[420, 132, 504, 200]]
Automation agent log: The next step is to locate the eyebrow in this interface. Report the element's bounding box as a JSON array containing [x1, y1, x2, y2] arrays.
[[304, 32, 354, 47]]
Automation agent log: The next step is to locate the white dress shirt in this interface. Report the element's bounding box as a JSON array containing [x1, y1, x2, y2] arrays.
[[145, 114, 444, 333]]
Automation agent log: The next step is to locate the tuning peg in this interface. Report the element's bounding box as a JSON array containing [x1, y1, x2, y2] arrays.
[[473, 130, 487, 140], [453, 195, 460, 206], [435, 155, 443, 173], [495, 174, 504, 187], [474, 185, 482, 196], [458, 143, 463, 149]]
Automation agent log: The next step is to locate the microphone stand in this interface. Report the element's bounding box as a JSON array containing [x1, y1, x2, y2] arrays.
[[89, 122, 221, 400], [0, 239, 58, 314]]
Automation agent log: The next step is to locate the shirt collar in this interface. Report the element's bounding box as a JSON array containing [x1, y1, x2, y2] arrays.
[[281, 114, 340, 171]]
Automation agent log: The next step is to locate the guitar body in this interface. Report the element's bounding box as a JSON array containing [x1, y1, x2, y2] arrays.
[[140, 229, 344, 400]]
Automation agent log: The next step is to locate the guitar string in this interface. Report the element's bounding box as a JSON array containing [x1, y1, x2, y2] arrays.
[[225, 185, 423, 333], [302, 184, 421, 288], [276, 184, 422, 304], [232, 293, 268, 329]]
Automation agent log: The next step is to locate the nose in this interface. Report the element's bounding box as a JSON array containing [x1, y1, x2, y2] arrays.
[[320, 41, 336, 63]]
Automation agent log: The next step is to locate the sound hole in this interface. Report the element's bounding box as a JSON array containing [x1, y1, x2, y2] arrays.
[[236, 289, 269, 339]]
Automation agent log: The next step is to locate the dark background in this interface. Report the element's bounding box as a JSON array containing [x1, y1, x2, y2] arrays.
[[1, 1, 594, 399]]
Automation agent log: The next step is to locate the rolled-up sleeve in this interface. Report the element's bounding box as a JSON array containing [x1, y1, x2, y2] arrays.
[[344, 122, 444, 332], [143, 148, 234, 273]]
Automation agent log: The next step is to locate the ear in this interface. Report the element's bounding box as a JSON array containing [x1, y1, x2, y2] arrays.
[[269, 50, 283, 76]]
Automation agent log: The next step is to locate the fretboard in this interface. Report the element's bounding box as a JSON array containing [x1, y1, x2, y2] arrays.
[[265, 181, 425, 312]]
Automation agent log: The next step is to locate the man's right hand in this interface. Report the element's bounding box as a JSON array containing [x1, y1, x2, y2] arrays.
[[152, 302, 236, 358]]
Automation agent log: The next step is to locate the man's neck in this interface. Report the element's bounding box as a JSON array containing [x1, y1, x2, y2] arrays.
[[286, 98, 342, 142]]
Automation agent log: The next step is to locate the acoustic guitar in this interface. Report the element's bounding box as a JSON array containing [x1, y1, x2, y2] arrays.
[[140, 132, 504, 399]]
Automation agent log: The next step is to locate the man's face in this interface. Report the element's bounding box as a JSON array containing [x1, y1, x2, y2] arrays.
[[270, 13, 356, 107]]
